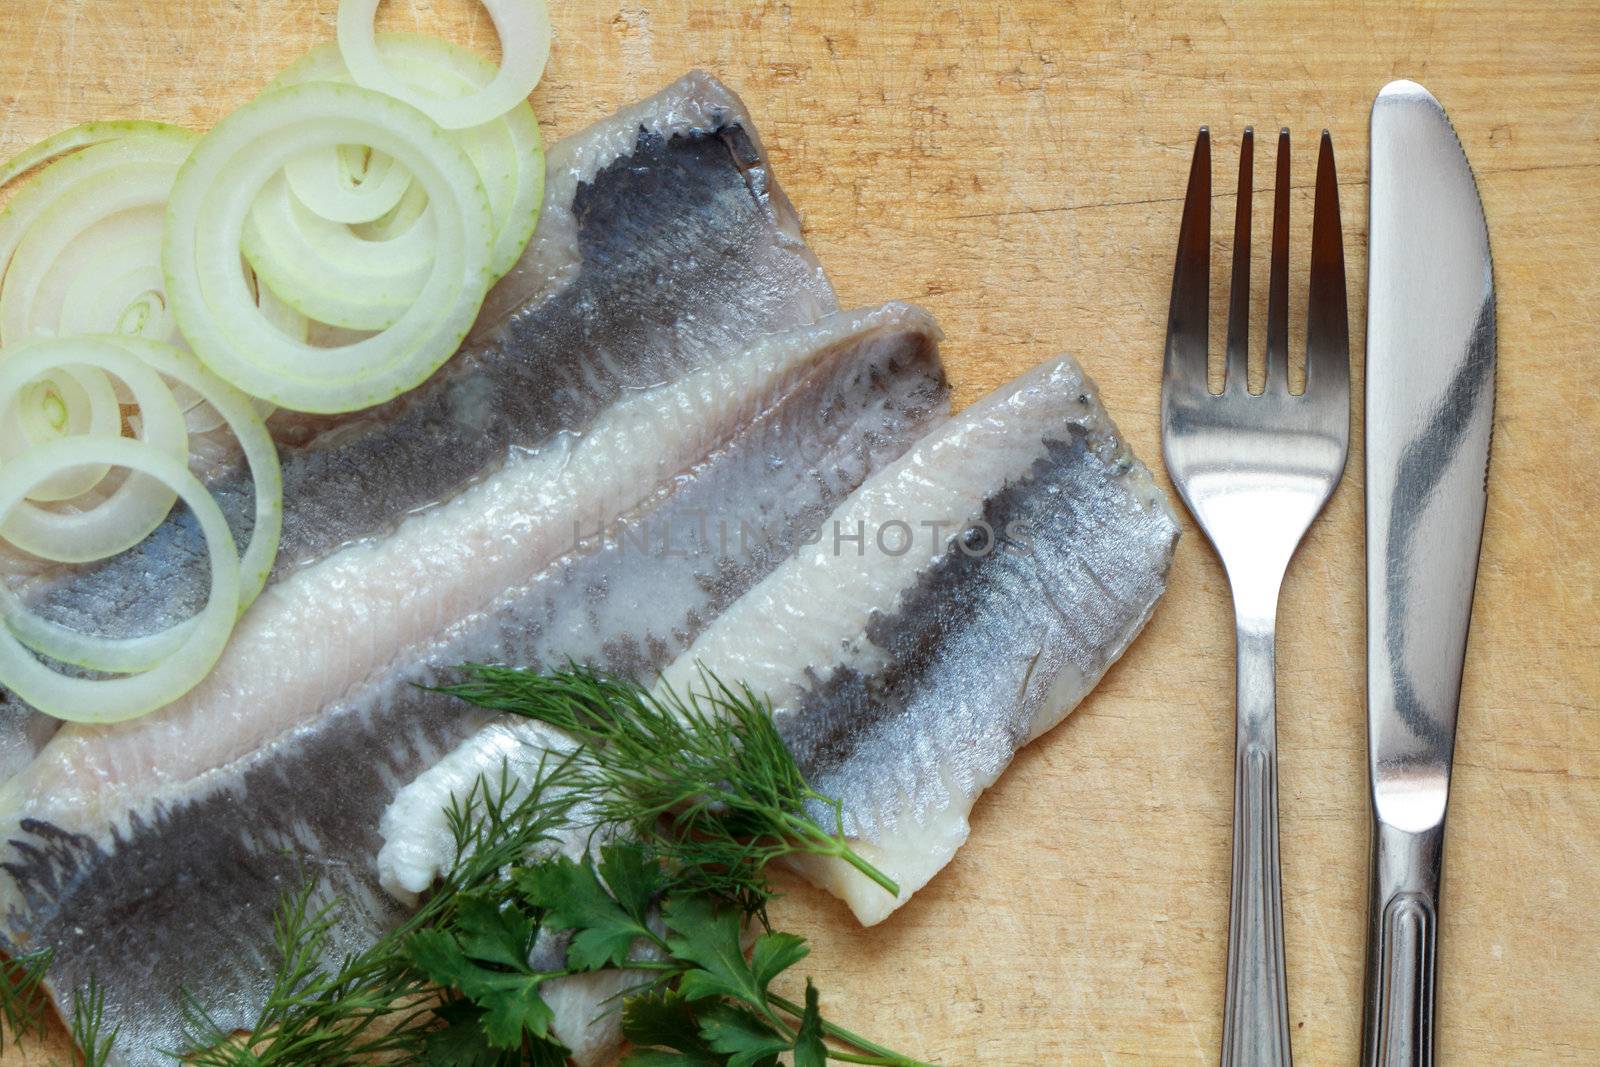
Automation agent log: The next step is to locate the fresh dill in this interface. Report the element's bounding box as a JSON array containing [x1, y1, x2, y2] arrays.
[[20, 667, 931, 1067], [0, 948, 52, 1053], [436, 664, 900, 918], [64, 979, 116, 1067], [0, 952, 119, 1067], [182, 757, 587, 1067]]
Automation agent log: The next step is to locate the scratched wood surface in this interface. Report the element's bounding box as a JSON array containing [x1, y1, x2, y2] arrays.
[[1, 1, 1597, 1063]]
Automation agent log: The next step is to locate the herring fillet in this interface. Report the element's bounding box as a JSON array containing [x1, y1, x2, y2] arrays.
[[367, 302, 945, 1066], [0, 68, 836, 778], [0, 303, 945, 1066], [659, 356, 1181, 925], [0, 78, 949, 1066]]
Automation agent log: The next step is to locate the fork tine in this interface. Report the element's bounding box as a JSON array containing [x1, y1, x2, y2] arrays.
[[1265, 127, 1291, 391], [1164, 128, 1210, 391], [1224, 128, 1254, 394], [1304, 130, 1349, 395]]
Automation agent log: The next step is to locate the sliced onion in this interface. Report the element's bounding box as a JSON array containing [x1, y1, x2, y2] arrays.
[[0, 120, 184, 190], [0, 129, 196, 348], [242, 169, 437, 330], [164, 82, 495, 414], [0, 124, 309, 401], [0, 340, 188, 563], [0, 437, 240, 724], [283, 142, 412, 224], [171, 269, 296, 436], [337, 0, 551, 131], [0, 336, 281, 675], [58, 236, 175, 342], [272, 34, 544, 280], [1, 164, 180, 345], [354, 178, 430, 242], [0, 365, 120, 501], [95, 335, 283, 606]]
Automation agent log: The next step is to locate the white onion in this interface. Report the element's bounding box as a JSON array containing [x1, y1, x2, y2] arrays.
[[0, 340, 189, 564], [0, 120, 182, 190], [0, 129, 196, 348], [0, 336, 281, 685], [0, 436, 240, 724], [95, 335, 283, 607], [271, 33, 544, 280], [242, 169, 437, 331], [0, 124, 302, 431], [283, 142, 412, 225], [337, 0, 552, 131], [163, 82, 495, 414], [0, 365, 120, 501]]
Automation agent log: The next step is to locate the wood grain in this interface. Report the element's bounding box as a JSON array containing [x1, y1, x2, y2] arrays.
[[2, 1, 1597, 1063]]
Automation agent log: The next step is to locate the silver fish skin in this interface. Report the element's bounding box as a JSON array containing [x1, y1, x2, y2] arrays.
[[0, 303, 944, 1066], [0, 69, 836, 777], [0, 78, 945, 1067], [658, 356, 1181, 925], [365, 302, 944, 1066]]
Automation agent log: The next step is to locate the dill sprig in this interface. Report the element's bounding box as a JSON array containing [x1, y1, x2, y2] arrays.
[[0, 948, 52, 1053], [64, 980, 116, 1067], [436, 664, 900, 916], [183, 756, 586, 1067], [24, 667, 930, 1067], [0, 951, 119, 1067]]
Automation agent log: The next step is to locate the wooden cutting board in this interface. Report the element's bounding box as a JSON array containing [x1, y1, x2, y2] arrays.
[[2, 1, 1596, 1063]]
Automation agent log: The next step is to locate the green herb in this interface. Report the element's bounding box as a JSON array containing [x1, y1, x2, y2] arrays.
[[0, 948, 52, 1052], [182, 757, 587, 1067], [436, 664, 900, 918], [510, 840, 934, 1067], [1, 951, 120, 1067], [24, 667, 932, 1067], [64, 979, 116, 1067]]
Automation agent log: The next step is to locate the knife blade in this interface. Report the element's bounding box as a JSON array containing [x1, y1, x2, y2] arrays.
[[1362, 80, 1495, 1067]]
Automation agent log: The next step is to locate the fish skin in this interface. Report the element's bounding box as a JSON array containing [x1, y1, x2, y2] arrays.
[[365, 301, 944, 1066], [0, 302, 944, 1066], [0, 68, 836, 772], [658, 356, 1181, 925], [0, 76, 947, 1067]]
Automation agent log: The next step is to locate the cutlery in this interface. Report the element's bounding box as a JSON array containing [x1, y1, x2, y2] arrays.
[[1362, 80, 1495, 1067], [1161, 126, 1350, 1067]]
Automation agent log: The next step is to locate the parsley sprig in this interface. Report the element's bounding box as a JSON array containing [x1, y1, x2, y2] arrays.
[[6, 667, 933, 1066]]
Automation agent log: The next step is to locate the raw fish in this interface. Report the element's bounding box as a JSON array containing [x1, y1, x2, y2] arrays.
[[0, 68, 835, 778], [0, 74, 945, 1066], [659, 356, 1180, 924]]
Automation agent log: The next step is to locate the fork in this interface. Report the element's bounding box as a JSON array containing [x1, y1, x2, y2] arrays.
[[1160, 126, 1350, 1067]]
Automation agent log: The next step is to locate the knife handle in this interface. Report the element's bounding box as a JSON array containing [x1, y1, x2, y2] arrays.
[[1221, 617, 1293, 1067], [1361, 819, 1445, 1067]]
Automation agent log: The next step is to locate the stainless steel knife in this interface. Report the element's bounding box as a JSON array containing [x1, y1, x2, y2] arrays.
[[1362, 80, 1495, 1067]]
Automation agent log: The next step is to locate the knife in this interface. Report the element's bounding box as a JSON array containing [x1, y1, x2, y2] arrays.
[[1362, 80, 1495, 1067]]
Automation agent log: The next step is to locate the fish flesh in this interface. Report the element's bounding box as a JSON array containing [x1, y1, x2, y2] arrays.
[[372, 300, 947, 903], [0, 67, 836, 778], [0, 290, 943, 1062], [0, 298, 942, 1063], [0, 71, 946, 1066], [380, 716, 663, 1064], [383, 355, 1179, 1064], [658, 356, 1180, 924]]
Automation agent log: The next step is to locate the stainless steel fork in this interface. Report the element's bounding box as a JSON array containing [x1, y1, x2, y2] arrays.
[[1160, 127, 1350, 1067]]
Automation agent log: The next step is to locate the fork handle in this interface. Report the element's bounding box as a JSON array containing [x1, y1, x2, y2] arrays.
[[1222, 616, 1293, 1067], [1361, 820, 1444, 1067]]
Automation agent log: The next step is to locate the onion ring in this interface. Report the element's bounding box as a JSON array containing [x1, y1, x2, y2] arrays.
[[336, 0, 552, 130]]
